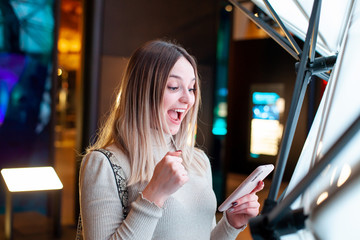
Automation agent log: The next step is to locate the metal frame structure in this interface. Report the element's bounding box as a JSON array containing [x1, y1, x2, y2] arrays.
[[229, 0, 342, 238], [250, 113, 360, 239]]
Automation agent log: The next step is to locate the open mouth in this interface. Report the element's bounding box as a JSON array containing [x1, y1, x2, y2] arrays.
[[167, 109, 185, 123]]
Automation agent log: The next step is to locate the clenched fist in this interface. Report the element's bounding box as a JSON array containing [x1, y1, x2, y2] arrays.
[[142, 151, 189, 207]]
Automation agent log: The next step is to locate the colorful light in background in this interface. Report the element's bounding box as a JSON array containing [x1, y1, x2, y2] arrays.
[[250, 92, 284, 157], [0, 53, 26, 125], [0, 0, 57, 215], [212, 88, 228, 135], [212, 4, 232, 136], [10, 0, 54, 54]]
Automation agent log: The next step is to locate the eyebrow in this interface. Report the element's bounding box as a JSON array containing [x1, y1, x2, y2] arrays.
[[169, 74, 196, 81]]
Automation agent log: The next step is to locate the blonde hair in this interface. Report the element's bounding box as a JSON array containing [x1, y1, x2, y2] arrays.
[[87, 40, 207, 185]]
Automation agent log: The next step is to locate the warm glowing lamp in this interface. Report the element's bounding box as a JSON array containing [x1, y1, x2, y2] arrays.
[[1, 166, 63, 240], [1, 167, 63, 192]]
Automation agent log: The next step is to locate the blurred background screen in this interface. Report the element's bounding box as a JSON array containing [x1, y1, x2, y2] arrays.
[[0, 0, 56, 214]]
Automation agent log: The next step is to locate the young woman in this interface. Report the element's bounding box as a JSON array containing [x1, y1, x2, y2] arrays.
[[79, 40, 264, 240]]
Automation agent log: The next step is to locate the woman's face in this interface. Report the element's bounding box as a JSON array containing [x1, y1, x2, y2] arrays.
[[162, 57, 196, 135]]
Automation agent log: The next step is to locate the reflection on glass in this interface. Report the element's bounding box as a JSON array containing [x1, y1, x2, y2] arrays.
[[316, 191, 328, 205], [337, 164, 351, 187], [329, 165, 337, 186], [316, 141, 323, 158]]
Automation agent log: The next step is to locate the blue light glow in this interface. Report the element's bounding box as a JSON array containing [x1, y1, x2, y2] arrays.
[[212, 118, 227, 135], [253, 92, 280, 105]]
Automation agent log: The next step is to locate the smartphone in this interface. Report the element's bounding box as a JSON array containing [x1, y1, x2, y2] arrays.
[[218, 164, 274, 212]]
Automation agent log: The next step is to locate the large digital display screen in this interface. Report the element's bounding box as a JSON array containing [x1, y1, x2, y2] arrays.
[[0, 0, 56, 214]]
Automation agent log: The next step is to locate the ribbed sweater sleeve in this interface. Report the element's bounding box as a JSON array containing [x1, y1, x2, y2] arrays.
[[199, 151, 244, 239], [211, 212, 244, 239], [79, 151, 163, 240]]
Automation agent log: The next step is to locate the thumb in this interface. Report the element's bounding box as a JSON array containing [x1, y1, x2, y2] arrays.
[[167, 150, 182, 157]]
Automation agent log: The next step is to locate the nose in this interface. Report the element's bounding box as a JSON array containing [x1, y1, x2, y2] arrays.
[[179, 89, 194, 104]]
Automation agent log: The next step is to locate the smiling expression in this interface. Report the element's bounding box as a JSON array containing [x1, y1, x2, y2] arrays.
[[162, 57, 196, 135]]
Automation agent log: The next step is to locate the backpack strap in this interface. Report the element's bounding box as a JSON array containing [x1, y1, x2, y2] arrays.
[[94, 149, 129, 218]]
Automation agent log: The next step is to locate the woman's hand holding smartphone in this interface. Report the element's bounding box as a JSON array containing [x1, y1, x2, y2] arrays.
[[218, 164, 274, 212]]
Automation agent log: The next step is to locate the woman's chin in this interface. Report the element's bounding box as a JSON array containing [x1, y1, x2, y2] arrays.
[[165, 119, 181, 135], [166, 126, 179, 135]]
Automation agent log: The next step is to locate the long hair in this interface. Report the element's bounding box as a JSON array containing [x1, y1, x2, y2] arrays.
[[87, 40, 206, 185]]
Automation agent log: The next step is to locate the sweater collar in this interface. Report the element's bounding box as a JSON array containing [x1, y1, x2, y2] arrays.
[[150, 128, 174, 149]]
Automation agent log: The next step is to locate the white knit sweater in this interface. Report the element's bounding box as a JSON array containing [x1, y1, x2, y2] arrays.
[[79, 138, 244, 240]]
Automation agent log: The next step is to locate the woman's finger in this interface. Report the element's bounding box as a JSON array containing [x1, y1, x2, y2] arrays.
[[231, 193, 258, 207], [250, 180, 264, 194], [229, 199, 260, 212], [228, 205, 260, 216]]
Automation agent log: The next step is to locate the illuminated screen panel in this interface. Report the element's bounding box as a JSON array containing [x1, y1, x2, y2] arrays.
[[0, 0, 57, 214], [251, 0, 354, 56], [250, 88, 284, 159]]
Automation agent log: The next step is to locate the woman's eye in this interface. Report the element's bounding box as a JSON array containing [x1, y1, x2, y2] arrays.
[[168, 86, 179, 91], [189, 88, 196, 92]]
